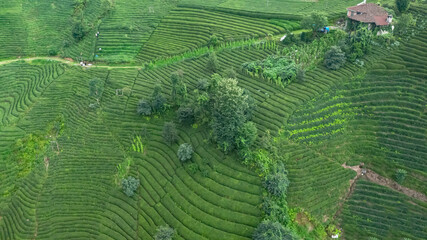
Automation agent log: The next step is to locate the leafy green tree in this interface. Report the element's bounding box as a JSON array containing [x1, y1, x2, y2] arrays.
[[395, 13, 415, 35], [324, 46, 346, 70], [151, 84, 166, 113], [222, 67, 237, 79], [177, 106, 195, 126], [207, 52, 219, 72], [170, 70, 187, 106], [154, 225, 176, 240], [122, 176, 140, 197], [395, 169, 407, 183], [301, 12, 328, 35], [137, 99, 152, 116], [211, 78, 251, 153], [162, 122, 178, 145], [178, 143, 194, 162], [253, 220, 294, 240], [264, 165, 290, 197], [196, 78, 210, 91], [72, 22, 86, 41], [89, 78, 104, 104], [262, 197, 289, 225], [396, 0, 410, 13], [236, 122, 257, 151]]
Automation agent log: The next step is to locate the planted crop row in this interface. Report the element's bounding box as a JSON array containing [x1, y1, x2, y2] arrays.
[[136, 7, 286, 62], [339, 179, 427, 240]]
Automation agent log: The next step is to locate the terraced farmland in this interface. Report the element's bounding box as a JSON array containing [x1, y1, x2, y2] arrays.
[[0, 1, 427, 240], [339, 179, 427, 240]]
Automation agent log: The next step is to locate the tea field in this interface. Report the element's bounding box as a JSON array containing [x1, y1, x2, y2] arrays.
[[0, 0, 426, 239]]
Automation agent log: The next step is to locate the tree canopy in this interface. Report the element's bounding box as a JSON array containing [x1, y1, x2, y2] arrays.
[[324, 46, 346, 70], [301, 12, 328, 34]]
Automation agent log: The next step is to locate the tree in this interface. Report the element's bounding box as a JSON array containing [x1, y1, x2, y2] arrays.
[[170, 70, 187, 106], [89, 78, 104, 104], [177, 106, 195, 126], [301, 12, 328, 35], [154, 225, 176, 240], [264, 165, 290, 197], [72, 22, 86, 41], [236, 121, 258, 158], [222, 67, 237, 79], [211, 78, 251, 153], [151, 84, 166, 113], [396, 0, 410, 13], [324, 46, 346, 70], [395, 169, 407, 183], [395, 13, 415, 35], [162, 122, 178, 145], [137, 99, 152, 116], [253, 220, 294, 240], [122, 176, 140, 197], [207, 52, 219, 72], [177, 143, 193, 162], [196, 78, 210, 91]]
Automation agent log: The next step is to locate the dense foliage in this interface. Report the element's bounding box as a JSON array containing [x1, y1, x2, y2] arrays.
[[396, 0, 410, 13], [154, 225, 176, 240], [177, 143, 194, 162], [210, 78, 254, 153], [253, 220, 295, 240], [122, 176, 140, 197], [162, 122, 178, 145], [301, 12, 328, 35], [242, 56, 299, 86], [324, 46, 346, 70]]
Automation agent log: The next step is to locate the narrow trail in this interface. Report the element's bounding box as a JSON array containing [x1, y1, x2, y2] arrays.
[[0, 57, 141, 69], [334, 163, 427, 221]]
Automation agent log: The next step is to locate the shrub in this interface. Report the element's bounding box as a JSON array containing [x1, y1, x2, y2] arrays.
[[324, 46, 346, 70], [163, 122, 178, 145], [48, 49, 58, 56], [396, 0, 410, 13], [253, 220, 294, 240], [178, 143, 193, 162], [208, 34, 220, 47], [137, 99, 152, 116], [154, 225, 176, 240], [177, 106, 195, 126], [207, 52, 219, 72], [395, 169, 407, 183], [122, 176, 140, 197]]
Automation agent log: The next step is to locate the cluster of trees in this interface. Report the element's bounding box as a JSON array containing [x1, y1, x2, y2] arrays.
[[154, 225, 176, 240], [137, 84, 167, 116], [242, 56, 300, 86]]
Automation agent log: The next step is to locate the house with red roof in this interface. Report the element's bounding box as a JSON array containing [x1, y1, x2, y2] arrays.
[[347, 3, 393, 27]]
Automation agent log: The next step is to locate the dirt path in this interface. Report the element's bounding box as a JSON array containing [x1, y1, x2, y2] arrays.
[[0, 56, 141, 69], [341, 163, 427, 202], [364, 169, 427, 202]]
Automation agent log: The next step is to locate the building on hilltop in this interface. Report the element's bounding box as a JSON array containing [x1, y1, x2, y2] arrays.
[[347, 3, 392, 27]]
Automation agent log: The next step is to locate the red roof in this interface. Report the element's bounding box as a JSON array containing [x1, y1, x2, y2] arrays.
[[347, 3, 389, 25]]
